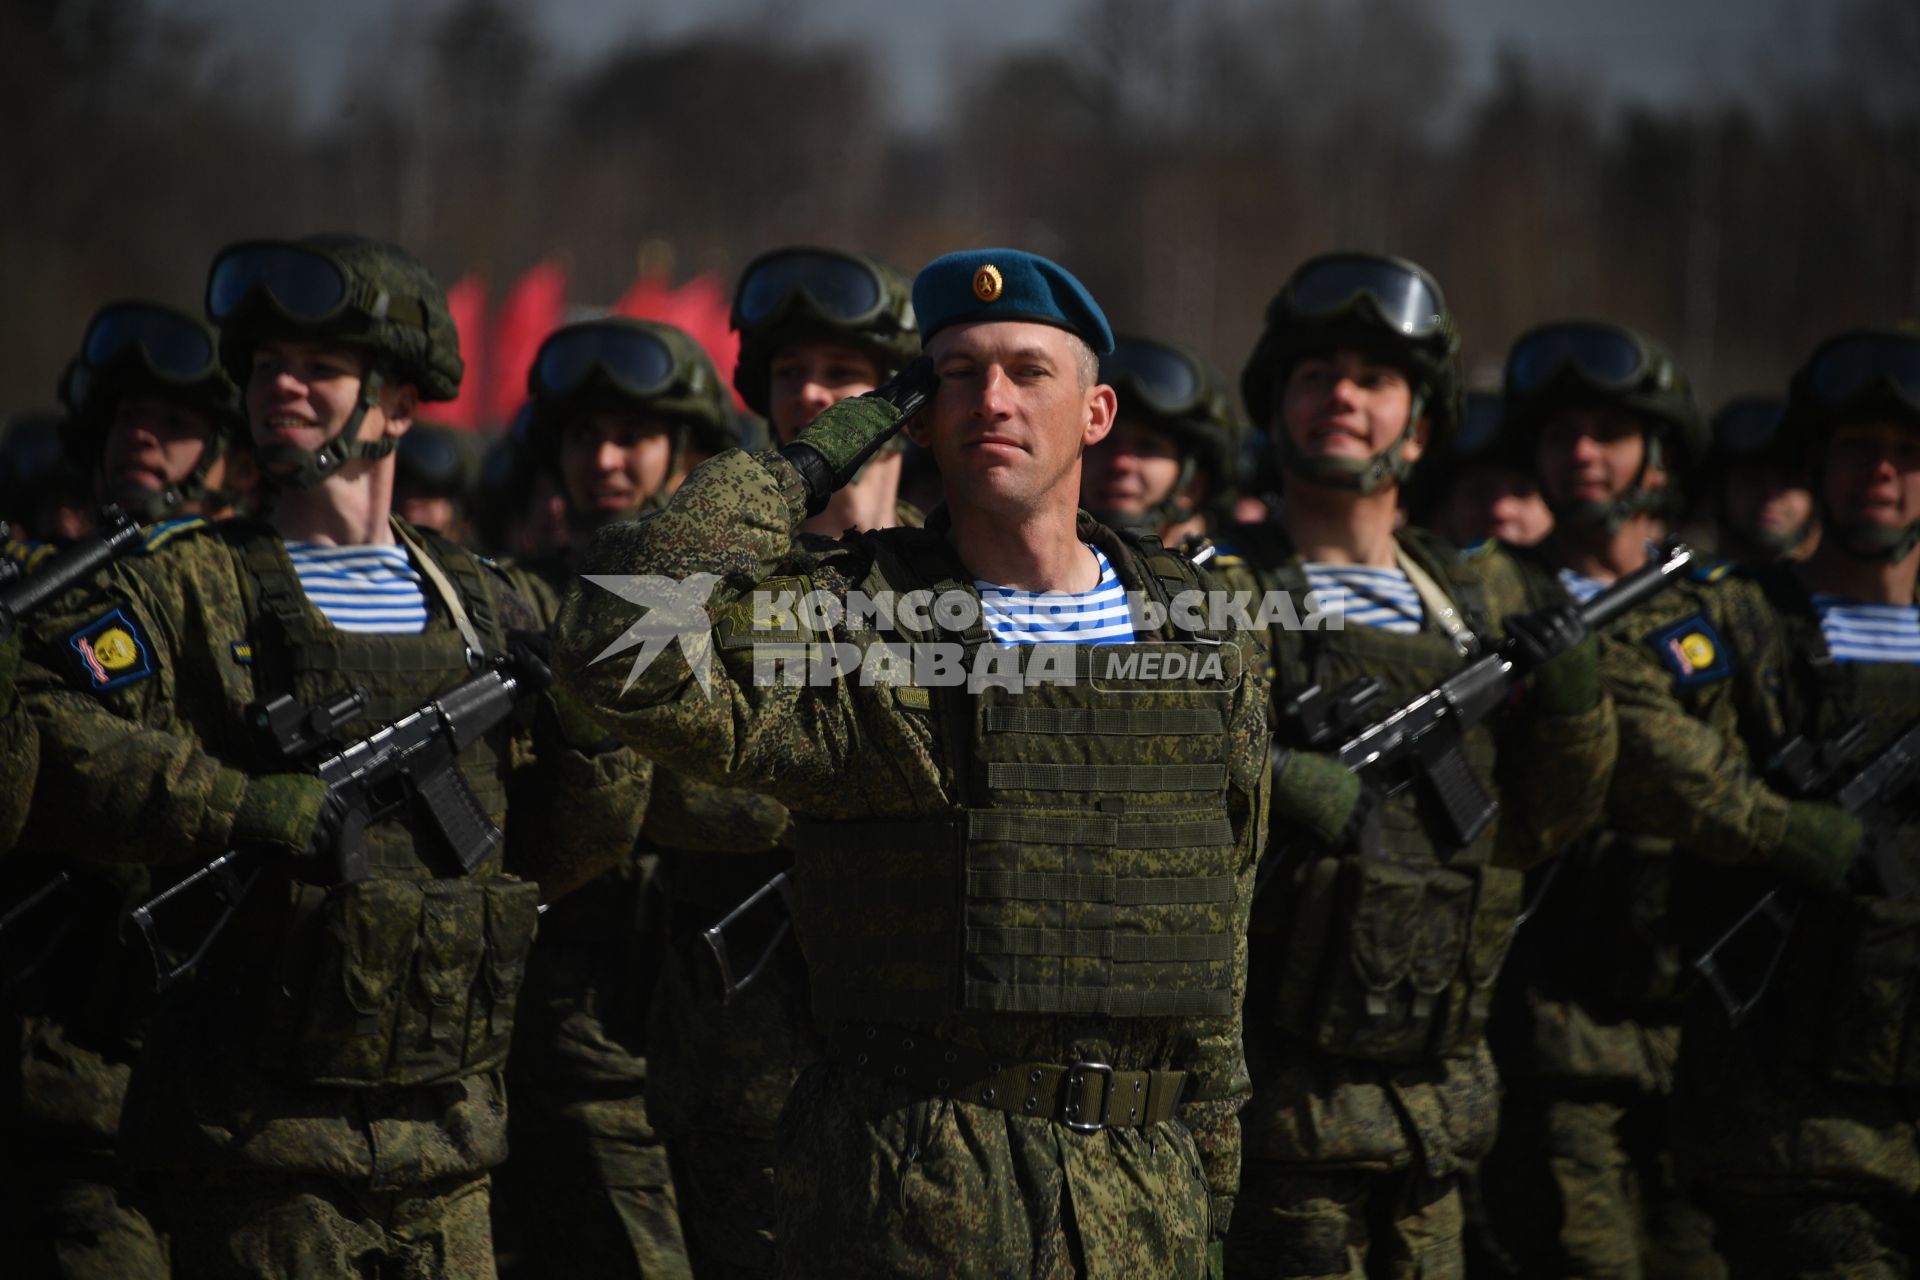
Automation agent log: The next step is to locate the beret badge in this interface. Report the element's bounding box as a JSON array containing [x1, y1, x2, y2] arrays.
[[972, 264, 1004, 302]]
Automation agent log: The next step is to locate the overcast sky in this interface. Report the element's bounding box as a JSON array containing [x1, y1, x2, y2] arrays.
[[166, 0, 1810, 129]]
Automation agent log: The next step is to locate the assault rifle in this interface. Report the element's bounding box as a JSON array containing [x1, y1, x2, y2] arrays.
[[0, 506, 148, 994], [126, 644, 551, 989], [702, 868, 797, 1002], [1693, 716, 1920, 1026], [0, 505, 142, 637], [1280, 542, 1696, 852]]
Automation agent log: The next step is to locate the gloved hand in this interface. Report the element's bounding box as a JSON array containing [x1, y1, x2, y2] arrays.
[[1506, 603, 1599, 715], [507, 628, 557, 692], [231, 772, 345, 864], [1270, 746, 1378, 847], [1774, 800, 1866, 894], [780, 355, 937, 514]]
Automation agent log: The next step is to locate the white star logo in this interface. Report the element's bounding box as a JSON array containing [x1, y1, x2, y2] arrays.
[[582, 573, 724, 697]]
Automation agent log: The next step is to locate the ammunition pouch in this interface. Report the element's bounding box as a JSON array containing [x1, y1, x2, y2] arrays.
[[256, 875, 541, 1087], [1275, 855, 1520, 1063]]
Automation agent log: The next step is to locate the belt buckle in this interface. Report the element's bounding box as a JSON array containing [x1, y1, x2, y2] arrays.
[[1063, 1060, 1114, 1134]]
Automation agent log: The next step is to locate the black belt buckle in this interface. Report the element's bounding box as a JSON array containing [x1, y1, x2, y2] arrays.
[[1063, 1060, 1114, 1133]]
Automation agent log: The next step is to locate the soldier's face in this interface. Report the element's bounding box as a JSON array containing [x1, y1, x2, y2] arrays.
[[102, 395, 216, 494], [1445, 462, 1553, 547], [768, 342, 881, 444], [1722, 461, 1813, 546], [1536, 408, 1658, 509], [1081, 419, 1187, 516], [246, 339, 417, 467], [915, 322, 1115, 515], [1279, 350, 1424, 468], [1822, 418, 1920, 534], [558, 409, 675, 518]]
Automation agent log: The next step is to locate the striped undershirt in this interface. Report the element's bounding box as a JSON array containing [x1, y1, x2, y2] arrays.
[[1812, 594, 1920, 665], [975, 546, 1135, 644], [1303, 563, 1424, 634], [1557, 566, 1606, 605], [286, 542, 430, 634]]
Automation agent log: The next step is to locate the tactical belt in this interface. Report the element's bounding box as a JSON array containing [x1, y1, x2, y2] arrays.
[[828, 1022, 1187, 1133]]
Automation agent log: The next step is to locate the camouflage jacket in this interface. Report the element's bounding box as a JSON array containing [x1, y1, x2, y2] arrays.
[[15, 517, 649, 1185], [1200, 523, 1616, 1174], [555, 447, 1271, 1236]]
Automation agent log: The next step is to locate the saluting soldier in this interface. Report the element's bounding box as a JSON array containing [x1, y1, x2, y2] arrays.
[[1197, 253, 1615, 1278], [557, 249, 1270, 1277], [16, 234, 647, 1278]]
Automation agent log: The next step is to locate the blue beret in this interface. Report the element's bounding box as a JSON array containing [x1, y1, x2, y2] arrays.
[[912, 249, 1114, 356]]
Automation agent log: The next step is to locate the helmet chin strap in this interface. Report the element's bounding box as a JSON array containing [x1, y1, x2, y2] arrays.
[[1275, 391, 1425, 497], [107, 429, 235, 522], [1832, 517, 1920, 563], [258, 370, 398, 491], [1548, 437, 1665, 536]]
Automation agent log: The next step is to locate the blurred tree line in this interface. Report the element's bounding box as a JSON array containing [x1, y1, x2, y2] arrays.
[[3, 0, 1916, 417]]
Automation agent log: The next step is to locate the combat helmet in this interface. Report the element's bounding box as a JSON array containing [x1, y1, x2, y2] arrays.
[[1785, 324, 1920, 561], [1241, 251, 1462, 495], [730, 246, 919, 420], [206, 233, 463, 488], [1096, 333, 1246, 528], [523, 316, 729, 519], [58, 299, 246, 520], [1501, 319, 1706, 532]]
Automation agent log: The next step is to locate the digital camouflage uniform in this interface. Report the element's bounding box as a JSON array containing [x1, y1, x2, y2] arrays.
[[1602, 559, 1920, 1277], [490, 553, 690, 1280], [1478, 550, 1728, 1280], [554, 442, 1271, 1278], [1, 623, 36, 855], [16, 507, 647, 1280], [1203, 524, 1615, 1280]]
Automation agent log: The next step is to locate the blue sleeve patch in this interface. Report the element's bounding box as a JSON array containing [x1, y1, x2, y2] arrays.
[[1461, 537, 1498, 560], [1687, 558, 1733, 584], [141, 517, 207, 554], [229, 641, 254, 666], [1643, 612, 1732, 687], [68, 607, 156, 692]]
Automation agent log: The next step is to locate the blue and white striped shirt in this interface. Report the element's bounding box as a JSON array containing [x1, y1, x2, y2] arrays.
[[1813, 594, 1920, 665], [287, 542, 430, 634], [1303, 563, 1424, 634], [976, 546, 1135, 644], [1557, 567, 1606, 605]]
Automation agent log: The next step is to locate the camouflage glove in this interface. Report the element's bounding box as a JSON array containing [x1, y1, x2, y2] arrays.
[[780, 355, 936, 515], [1506, 603, 1599, 715], [1270, 746, 1376, 846], [1774, 800, 1865, 893], [230, 772, 338, 858]]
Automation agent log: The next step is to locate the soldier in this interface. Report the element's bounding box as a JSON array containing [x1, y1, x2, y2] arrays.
[[1706, 395, 1818, 566], [557, 248, 1270, 1277], [2, 299, 254, 1280], [494, 317, 733, 1280], [1080, 333, 1244, 545], [1201, 253, 1615, 1278], [1410, 389, 1553, 549], [1476, 320, 1724, 1280], [16, 233, 647, 1277], [60, 299, 256, 525], [730, 245, 924, 534], [393, 420, 474, 542], [1601, 324, 1920, 1278]]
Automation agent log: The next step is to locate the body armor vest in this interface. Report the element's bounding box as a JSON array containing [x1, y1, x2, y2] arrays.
[[230, 521, 540, 1088], [1760, 572, 1920, 1088], [1235, 523, 1520, 1063], [789, 523, 1243, 1028]]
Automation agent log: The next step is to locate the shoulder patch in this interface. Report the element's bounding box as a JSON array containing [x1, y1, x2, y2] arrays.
[[1687, 557, 1734, 584], [1643, 611, 1732, 688], [229, 640, 254, 666], [141, 516, 209, 554], [1461, 537, 1499, 561], [67, 607, 156, 692]]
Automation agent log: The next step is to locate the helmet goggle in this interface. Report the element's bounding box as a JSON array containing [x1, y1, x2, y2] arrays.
[[1507, 322, 1661, 398], [1454, 392, 1505, 459], [207, 241, 428, 332], [1279, 254, 1446, 339], [1804, 332, 1920, 417], [530, 325, 682, 402], [732, 248, 889, 330], [1713, 398, 1787, 459], [1102, 338, 1207, 417], [67, 303, 223, 413]]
